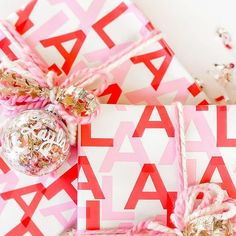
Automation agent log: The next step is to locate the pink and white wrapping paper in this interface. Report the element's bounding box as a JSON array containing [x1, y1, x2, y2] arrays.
[[78, 104, 180, 232], [0, 0, 210, 235], [78, 104, 236, 233], [185, 105, 236, 197], [2, 0, 209, 105]]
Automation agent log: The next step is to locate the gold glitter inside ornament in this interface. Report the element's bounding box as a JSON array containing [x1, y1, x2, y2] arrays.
[[1, 109, 70, 176]]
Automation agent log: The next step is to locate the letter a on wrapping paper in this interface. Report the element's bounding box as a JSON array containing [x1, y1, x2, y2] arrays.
[[200, 156, 236, 198], [1, 184, 45, 236], [133, 106, 174, 137], [130, 39, 173, 91], [99, 122, 150, 172], [125, 164, 168, 209], [78, 156, 105, 199], [40, 30, 86, 75]]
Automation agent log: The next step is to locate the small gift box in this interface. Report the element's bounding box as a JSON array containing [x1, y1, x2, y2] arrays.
[[78, 104, 236, 235], [78, 104, 180, 233], [185, 105, 236, 196], [0, 1, 210, 236], [2, 0, 208, 105]]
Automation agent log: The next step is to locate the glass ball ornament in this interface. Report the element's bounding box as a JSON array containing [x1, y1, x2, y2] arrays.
[[1, 109, 70, 176]]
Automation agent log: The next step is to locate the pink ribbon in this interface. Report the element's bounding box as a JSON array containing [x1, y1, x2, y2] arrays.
[[146, 183, 236, 235], [77, 183, 236, 236], [0, 20, 162, 126]]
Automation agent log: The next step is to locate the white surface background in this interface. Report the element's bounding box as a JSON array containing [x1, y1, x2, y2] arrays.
[[1, 0, 236, 101]]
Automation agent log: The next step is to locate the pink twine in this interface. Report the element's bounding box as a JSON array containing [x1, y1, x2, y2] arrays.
[[0, 21, 48, 86], [78, 183, 236, 235], [62, 30, 162, 89], [0, 20, 162, 125], [174, 102, 187, 192]]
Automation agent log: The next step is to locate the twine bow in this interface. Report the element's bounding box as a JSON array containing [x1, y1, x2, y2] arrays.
[[0, 62, 99, 124], [75, 183, 236, 236], [0, 20, 162, 145], [146, 183, 236, 235]]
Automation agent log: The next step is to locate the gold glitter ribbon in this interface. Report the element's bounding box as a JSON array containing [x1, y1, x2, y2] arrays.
[[0, 70, 99, 117]]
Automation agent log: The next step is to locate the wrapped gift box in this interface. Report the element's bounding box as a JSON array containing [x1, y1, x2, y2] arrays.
[[78, 104, 180, 233], [78, 104, 236, 233], [1, 0, 209, 105], [185, 105, 236, 196], [0, 0, 210, 235]]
